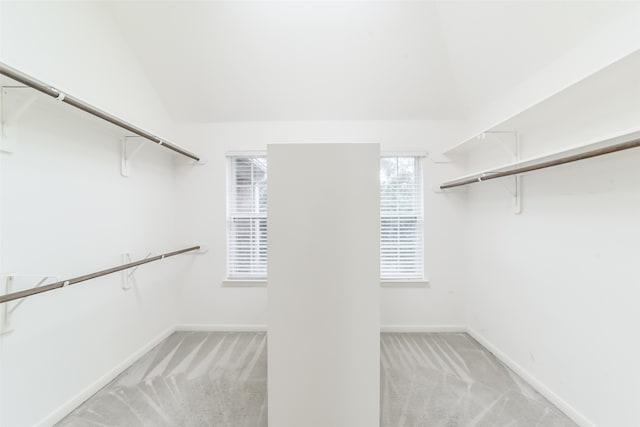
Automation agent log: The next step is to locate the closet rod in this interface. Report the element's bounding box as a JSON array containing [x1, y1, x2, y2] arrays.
[[440, 137, 640, 189], [0, 246, 200, 304], [0, 62, 200, 162]]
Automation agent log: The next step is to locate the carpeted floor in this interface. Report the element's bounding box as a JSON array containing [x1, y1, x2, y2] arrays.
[[57, 332, 576, 427]]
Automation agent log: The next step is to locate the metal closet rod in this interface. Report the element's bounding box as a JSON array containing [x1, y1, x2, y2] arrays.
[[0, 246, 200, 304], [440, 137, 640, 190], [0, 62, 200, 162]]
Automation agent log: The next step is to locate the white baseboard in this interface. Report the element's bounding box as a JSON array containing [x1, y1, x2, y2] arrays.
[[175, 323, 268, 332], [381, 324, 466, 333], [175, 324, 466, 333], [34, 326, 175, 427], [466, 327, 595, 427]]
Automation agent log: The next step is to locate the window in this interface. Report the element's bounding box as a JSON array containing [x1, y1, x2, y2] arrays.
[[380, 156, 424, 280], [226, 154, 424, 281], [227, 155, 267, 279]]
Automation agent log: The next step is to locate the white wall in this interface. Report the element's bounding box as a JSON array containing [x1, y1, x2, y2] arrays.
[[0, 3, 188, 426], [0, 1, 177, 141], [268, 143, 380, 427], [174, 120, 467, 329], [453, 4, 640, 147], [463, 52, 640, 427]]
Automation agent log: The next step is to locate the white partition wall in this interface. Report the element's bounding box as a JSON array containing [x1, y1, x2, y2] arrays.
[[267, 143, 380, 427]]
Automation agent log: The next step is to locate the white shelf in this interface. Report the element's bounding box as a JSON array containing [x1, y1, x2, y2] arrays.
[[442, 50, 640, 156], [441, 129, 640, 188]]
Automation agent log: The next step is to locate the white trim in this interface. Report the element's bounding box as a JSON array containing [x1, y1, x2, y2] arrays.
[[381, 151, 428, 158], [226, 151, 266, 157], [34, 326, 175, 427], [381, 280, 429, 288], [222, 279, 267, 287], [466, 327, 595, 427], [175, 324, 268, 332], [226, 151, 428, 158], [380, 325, 466, 333], [223, 279, 430, 288], [176, 324, 463, 333]]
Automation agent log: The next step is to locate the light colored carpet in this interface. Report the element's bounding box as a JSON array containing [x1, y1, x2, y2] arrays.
[[57, 332, 576, 427]]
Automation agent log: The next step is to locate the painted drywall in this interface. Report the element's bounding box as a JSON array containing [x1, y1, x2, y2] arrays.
[[108, 1, 464, 122], [463, 51, 640, 427], [453, 3, 640, 147], [173, 120, 467, 329], [0, 1, 177, 141], [108, 1, 638, 125], [0, 3, 187, 426], [268, 143, 380, 427]]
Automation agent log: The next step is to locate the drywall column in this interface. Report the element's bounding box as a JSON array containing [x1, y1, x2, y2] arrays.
[[267, 143, 380, 427]]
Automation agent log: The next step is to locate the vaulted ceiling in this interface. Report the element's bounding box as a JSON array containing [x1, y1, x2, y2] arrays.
[[107, 1, 636, 123]]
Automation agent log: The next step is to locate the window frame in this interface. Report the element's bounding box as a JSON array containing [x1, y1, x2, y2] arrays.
[[224, 151, 428, 286], [379, 154, 425, 282], [226, 153, 268, 280]]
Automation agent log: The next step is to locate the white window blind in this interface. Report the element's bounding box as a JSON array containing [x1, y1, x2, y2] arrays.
[[226, 154, 423, 281], [380, 156, 424, 280], [227, 155, 268, 279]]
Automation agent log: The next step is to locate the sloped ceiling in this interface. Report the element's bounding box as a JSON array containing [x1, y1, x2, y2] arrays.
[[107, 1, 635, 123]]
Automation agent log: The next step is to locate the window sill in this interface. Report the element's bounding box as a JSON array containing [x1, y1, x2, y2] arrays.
[[381, 280, 430, 288], [223, 279, 430, 288], [223, 279, 267, 287]]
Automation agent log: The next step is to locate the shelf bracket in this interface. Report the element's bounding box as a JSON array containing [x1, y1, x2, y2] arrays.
[[1, 87, 39, 153], [428, 152, 452, 164], [508, 132, 522, 214], [121, 136, 148, 177], [478, 131, 518, 154], [486, 131, 522, 214], [121, 252, 154, 290], [1, 274, 59, 334], [120, 244, 207, 289], [497, 175, 522, 214]]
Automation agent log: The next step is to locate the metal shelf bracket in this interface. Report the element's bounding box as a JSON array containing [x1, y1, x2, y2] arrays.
[[121, 245, 207, 289], [498, 175, 522, 214], [121, 136, 149, 177], [488, 131, 522, 214], [428, 152, 452, 164], [1, 274, 59, 334], [121, 252, 154, 290], [1, 86, 39, 153]]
